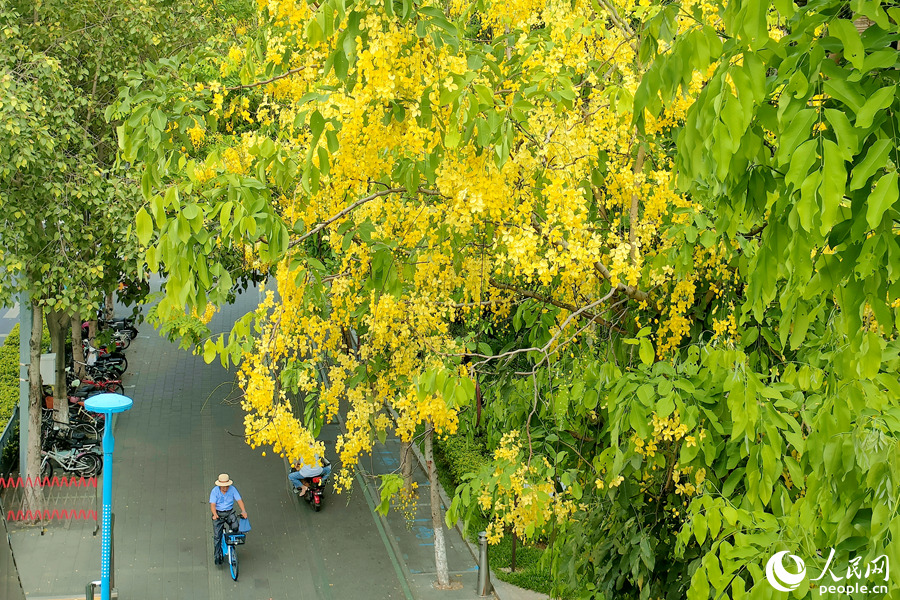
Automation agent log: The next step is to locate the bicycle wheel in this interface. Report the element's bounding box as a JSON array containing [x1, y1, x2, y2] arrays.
[[116, 335, 130, 350], [72, 422, 100, 440], [229, 543, 239, 581], [104, 382, 125, 395], [76, 453, 101, 477]]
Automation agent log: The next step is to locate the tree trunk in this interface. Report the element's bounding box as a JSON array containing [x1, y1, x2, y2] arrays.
[[424, 424, 451, 588], [105, 291, 115, 321], [71, 311, 86, 379], [87, 319, 98, 341], [46, 309, 69, 428], [400, 440, 414, 493], [23, 301, 45, 520], [475, 378, 482, 428]]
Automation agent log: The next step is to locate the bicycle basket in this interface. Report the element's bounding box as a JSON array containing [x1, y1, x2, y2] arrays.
[[225, 532, 246, 546]]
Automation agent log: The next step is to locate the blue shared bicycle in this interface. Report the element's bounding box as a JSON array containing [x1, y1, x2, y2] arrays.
[[221, 521, 246, 581]]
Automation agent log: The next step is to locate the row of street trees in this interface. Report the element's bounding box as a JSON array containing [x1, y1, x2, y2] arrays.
[[13, 0, 898, 597], [0, 0, 250, 512]]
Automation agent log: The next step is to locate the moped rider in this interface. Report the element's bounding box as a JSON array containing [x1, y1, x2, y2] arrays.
[[289, 443, 332, 496]]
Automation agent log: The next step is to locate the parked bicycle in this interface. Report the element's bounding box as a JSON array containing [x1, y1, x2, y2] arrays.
[[40, 443, 102, 478]]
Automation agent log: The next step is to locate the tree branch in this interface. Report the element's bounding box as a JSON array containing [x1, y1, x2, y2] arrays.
[[225, 66, 308, 91], [287, 187, 442, 249], [489, 278, 626, 334]]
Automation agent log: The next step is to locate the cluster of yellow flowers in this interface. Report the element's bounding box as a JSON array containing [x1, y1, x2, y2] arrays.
[[191, 302, 218, 325], [712, 313, 738, 340], [222, 145, 250, 174], [187, 122, 206, 149], [393, 483, 420, 527], [673, 465, 706, 496], [656, 278, 697, 356], [471, 432, 579, 544], [180, 0, 726, 509], [634, 411, 707, 460], [220, 45, 245, 77]]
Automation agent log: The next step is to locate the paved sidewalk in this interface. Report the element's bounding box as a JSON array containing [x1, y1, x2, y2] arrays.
[[3, 275, 544, 600]]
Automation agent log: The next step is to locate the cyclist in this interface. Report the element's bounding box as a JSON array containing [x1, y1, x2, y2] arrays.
[[209, 473, 248, 565]]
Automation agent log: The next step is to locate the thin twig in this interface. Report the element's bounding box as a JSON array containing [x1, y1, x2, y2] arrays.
[[225, 66, 308, 91]]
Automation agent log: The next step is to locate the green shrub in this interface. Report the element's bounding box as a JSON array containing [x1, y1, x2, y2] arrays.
[[0, 321, 51, 466], [0, 325, 20, 426], [436, 434, 488, 487]]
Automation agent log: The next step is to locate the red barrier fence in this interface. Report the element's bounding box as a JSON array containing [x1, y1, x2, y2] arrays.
[[0, 475, 98, 489], [1, 474, 100, 522], [6, 509, 98, 521]]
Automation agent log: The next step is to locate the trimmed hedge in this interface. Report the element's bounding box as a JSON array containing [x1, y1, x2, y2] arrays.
[[1, 323, 53, 470], [0, 324, 21, 426]]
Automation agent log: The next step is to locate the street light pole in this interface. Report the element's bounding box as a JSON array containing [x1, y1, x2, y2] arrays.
[[83, 393, 132, 600]]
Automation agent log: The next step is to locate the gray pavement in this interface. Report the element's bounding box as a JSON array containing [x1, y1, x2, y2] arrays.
[[0, 303, 19, 343], [2, 276, 543, 600]]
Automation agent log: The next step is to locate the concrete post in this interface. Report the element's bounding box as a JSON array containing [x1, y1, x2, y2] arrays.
[[477, 531, 493, 596]]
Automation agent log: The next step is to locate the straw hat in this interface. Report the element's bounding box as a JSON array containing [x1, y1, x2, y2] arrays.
[[214, 474, 233, 487]]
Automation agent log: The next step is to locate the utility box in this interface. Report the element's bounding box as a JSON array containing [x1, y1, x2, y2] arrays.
[[39, 353, 56, 385]]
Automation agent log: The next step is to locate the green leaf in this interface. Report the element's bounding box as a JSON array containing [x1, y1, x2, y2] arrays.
[[310, 110, 325, 142], [776, 109, 816, 166], [850, 139, 892, 190], [866, 172, 899, 229], [141, 168, 152, 200], [656, 394, 675, 418], [182, 203, 200, 220], [474, 84, 494, 107], [855, 85, 896, 129], [307, 18, 324, 45], [151, 109, 166, 132], [828, 19, 866, 70], [135, 208, 154, 245], [824, 108, 859, 160], [203, 339, 217, 364], [571, 479, 583, 500], [820, 139, 845, 234], [694, 512, 707, 545], [639, 338, 655, 366], [823, 75, 865, 113], [164, 185, 179, 208]]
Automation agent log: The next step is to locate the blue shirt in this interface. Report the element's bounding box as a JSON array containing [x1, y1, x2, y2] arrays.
[[209, 486, 242, 511], [293, 453, 324, 478]]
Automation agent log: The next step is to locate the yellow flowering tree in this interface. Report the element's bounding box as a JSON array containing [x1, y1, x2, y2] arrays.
[[114, 0, 900, 597]]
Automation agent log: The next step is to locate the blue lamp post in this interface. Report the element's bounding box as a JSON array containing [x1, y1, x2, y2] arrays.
[[83, 393, 133, 600]]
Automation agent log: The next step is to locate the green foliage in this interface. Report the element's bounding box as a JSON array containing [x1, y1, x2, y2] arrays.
[[110, 0, 900, 597], [432, 433, 554, 595], [377, 473, 405, 515], [436, 434, 489, 486], [0, 325, 20, 426]]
